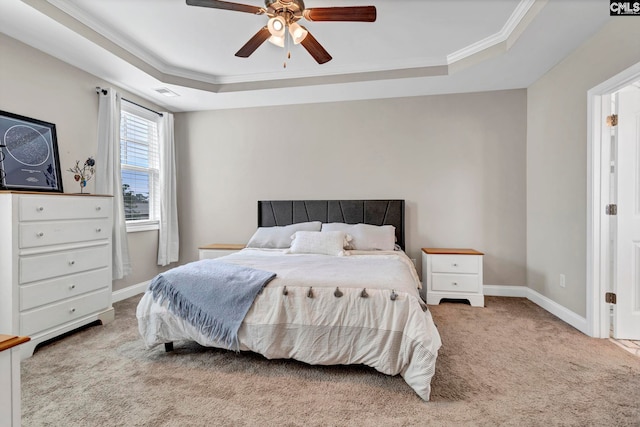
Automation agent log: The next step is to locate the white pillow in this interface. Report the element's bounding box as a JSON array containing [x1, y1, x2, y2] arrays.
[[321, 223, 396, 251], [246, 221, 322, 249], [287, 231, 347, 256]]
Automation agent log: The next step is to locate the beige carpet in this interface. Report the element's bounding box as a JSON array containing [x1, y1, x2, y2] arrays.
[[22, 296, 640, 426]]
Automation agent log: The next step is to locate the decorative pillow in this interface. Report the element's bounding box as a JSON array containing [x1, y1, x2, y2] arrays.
[[287, 231, 347, 256], [321, 223, 396, 251], [246, 221, 322, 249]]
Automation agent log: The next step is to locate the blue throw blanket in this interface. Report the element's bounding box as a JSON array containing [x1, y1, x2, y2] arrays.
[[149, 259, 276, 350]]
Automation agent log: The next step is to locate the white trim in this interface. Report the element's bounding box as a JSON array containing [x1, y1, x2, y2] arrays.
[[126, 220, 159, 233], [525, 288, 588, 335], [112, 281, 149, 303], [447, 0, 537, 63], [484, 284, 528, 297], [483, 285, 588, 335], [587, 61, 640, 338], [113, 280, 590, 335]]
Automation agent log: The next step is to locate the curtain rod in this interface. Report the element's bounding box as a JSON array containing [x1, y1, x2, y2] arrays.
[[95, 87, 163, 117]]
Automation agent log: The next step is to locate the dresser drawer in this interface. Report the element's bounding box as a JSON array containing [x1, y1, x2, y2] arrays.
[[431, 255, 479, 274], [20, 268, 110, 311], [20, 288, 111, 336], [19, 244, 110, 284], [19, 196, 110, 221], [431, 274, 480, 293], [20, 219, 110, 248]]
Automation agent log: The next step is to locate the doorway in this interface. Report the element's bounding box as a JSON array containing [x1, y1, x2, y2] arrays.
[[587, 61, 640, 339]]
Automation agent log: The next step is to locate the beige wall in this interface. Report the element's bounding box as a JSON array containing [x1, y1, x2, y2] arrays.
[[0, 34, 172, 291], [527, 19, 640, 316], [175, 90, 528, 285], [1, 32, 529, 292]]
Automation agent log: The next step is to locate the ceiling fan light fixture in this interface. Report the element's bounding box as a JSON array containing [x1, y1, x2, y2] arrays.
[[268, 34, 285, 47], [267, 16, 286, 37], [288, 22, 308, 44]]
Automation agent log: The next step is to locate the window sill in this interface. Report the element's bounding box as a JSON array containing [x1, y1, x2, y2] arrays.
[[126, 220, 159, 233]]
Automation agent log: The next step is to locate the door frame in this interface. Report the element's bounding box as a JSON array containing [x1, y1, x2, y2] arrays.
[[587, 61, 640, 338]]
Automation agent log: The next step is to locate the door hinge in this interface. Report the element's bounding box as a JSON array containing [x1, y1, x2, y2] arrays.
[[606, 114, 618, 127], [606, 204, 617, 215], [605, 292, 617, 304]]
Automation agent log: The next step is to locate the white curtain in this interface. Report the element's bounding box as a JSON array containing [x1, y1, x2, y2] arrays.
[[96, 88, 132, 279], [157, 112, 179, 266]]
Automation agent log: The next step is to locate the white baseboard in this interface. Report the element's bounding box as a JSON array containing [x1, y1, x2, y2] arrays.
[[484, 284, 528, 298], [483, 284, 588, 335], [111, 281, 588, 335], [524, 288, 588, 335], [112, 281, 149, 303]]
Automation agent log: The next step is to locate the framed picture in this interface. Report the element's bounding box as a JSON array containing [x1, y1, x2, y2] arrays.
[[0, 110, 63, 193]]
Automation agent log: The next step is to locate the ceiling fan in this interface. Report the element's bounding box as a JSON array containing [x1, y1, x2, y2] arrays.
[[186, 0, 377, 64]]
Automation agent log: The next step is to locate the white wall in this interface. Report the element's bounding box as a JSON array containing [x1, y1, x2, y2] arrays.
[[527, 19, 640, 316], [0, 33, 173, 291], [175, 90, 527, 285]]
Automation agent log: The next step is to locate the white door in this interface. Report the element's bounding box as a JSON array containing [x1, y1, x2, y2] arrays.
[[613, 86, 640, 339]]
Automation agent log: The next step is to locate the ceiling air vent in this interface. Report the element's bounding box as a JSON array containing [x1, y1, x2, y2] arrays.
[[154, 87, 179, 97]]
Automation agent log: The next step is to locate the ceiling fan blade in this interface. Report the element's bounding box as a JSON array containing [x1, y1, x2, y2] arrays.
[[186, 0, 264, 15], [299, 29, 332, 64], [303, 6, 376, 22], [235, 26, 271, 58]]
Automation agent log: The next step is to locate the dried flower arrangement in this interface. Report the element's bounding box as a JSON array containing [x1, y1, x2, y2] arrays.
[[67, 157, 95, 193]]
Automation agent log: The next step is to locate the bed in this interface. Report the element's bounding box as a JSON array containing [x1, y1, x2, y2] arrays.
[[136, 200, 442, 400]]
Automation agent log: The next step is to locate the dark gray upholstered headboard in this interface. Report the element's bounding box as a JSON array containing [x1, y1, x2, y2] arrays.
[[258, 200, 405, 250]]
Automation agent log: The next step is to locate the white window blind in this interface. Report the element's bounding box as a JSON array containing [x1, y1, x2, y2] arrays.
[[120, 103, 160, 228]]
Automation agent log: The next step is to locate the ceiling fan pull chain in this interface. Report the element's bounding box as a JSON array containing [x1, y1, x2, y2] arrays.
[[283, 27, 290, 69]]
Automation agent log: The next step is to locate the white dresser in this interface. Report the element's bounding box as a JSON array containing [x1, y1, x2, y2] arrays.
[[422, 248, 484, 307], [0, 192, 114, 359]]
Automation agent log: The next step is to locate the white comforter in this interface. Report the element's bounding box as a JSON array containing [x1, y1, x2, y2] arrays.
[[137, 249, 442, 400]]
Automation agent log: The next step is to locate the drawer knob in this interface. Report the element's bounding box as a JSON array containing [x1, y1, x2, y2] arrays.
[[96, 206, 102, 211], [69, 284, 76, 290], [70, 308, 76, 313], [452, 282, 458, 286], [68, 260, 75, 266], [453, 263, 458, 267], [37, 206, 44, 212], [96, 228, 102, 233], [37, 232, 44, 237]]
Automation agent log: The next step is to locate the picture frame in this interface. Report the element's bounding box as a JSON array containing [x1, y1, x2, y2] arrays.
[[0, 110, 64, 193]]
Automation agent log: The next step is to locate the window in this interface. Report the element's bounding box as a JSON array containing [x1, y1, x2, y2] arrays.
[[120, 103, 160, 232]]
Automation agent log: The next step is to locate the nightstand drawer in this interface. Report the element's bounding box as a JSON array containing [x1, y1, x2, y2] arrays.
[[199, 244, 245, 260], [431, 255, 479, 274], [431, 274, 480, 293]]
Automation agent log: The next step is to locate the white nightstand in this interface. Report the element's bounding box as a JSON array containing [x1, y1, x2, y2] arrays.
[[198, 243, 245, 260], [422, 248, 484, 307]]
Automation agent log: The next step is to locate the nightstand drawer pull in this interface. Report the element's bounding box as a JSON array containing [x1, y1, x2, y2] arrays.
[[96, 228, 102, 233], [37, 206, 44, 212], [69, 284, 76, 290], [96, 206, 102, 211], [69, 308, 76, 313], [68, 260, 76, 266], [37, 232, 44, 237]]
